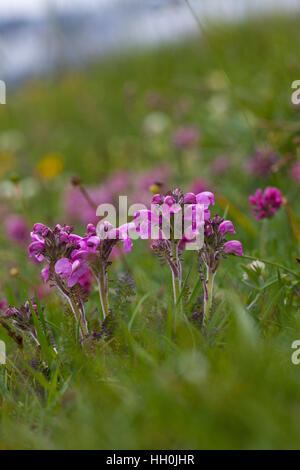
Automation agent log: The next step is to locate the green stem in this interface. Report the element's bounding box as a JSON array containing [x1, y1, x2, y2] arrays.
[[172, 272, 181, 305], [68, 296, 89, 338], [243, 254, 300, 278], [171, 242, 182, 330], [97, 263, 110, 322], [203, 268, 215, 325], [55, 277, 88, 339]]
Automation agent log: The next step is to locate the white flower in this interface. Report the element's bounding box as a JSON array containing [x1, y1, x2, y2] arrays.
[[243, 260, 265, 280]]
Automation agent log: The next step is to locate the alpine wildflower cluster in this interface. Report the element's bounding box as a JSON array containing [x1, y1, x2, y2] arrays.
[[0, 187, 245, 352]]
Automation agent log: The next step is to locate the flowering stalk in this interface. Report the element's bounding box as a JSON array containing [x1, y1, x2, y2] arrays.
[[28, 223, 92, 340], [133, 189, 208, 317], [1, 299, 55, 351], [193, 211, 244, 326], [65, 222, 133, 323]]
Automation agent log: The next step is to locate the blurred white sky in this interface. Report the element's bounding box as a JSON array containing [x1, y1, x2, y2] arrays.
[[0, 0, 111, 18], [0, 0, 299, 19], [0, 0, 299, 82]]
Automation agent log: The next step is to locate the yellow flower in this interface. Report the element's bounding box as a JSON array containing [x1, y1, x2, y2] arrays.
[[149, 182, 163, 194], [37, 153, 64, 180]]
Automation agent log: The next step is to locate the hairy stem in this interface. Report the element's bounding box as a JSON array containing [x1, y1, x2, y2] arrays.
[[97, 262, 110, 322], [171, 242, 182, 332], [55, 276, 88, 338], [203, 267, 215, 325]]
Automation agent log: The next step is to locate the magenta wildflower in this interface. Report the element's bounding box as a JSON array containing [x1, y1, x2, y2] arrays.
[[199, 215, 243, 324], [28, 223, 89, 338], [133, 189, 208, 306], [28, 234, 45, 262], [2, 299, 44, 347], [219, 220, 236, 235], [249, 187, 283, 220], [41, 265, 50, 283], [224, 240, 244, 256], [55, 258, 89, 288], [78, 270, 93, 294], [61, 221, 135, 321], [183, 192, 196, 204], [2, 298, 57, 353]]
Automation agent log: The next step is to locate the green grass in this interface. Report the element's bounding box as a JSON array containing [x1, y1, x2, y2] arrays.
[[1, 13, 300, 449]]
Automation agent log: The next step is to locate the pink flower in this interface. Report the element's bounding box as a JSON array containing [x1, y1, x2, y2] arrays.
[[183, 192, 196, 204], [41, 266, 50, 283], [249, 187, 283, 220], [196, 191, 215, 208], [4, 215, 29, 245], [172, 126, 199, 149], [78, 270, 93, 294], [55, 258, 89, 288], [97, 221, 134, 253], [33, 223, 50, 237], [28, 236, 45, 262], [219, 220, 236, 235], [134, 209, 161, 239], [152, 194, 163, 204], [224, 240, 244, 256], [134, 190, 207, 244]]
